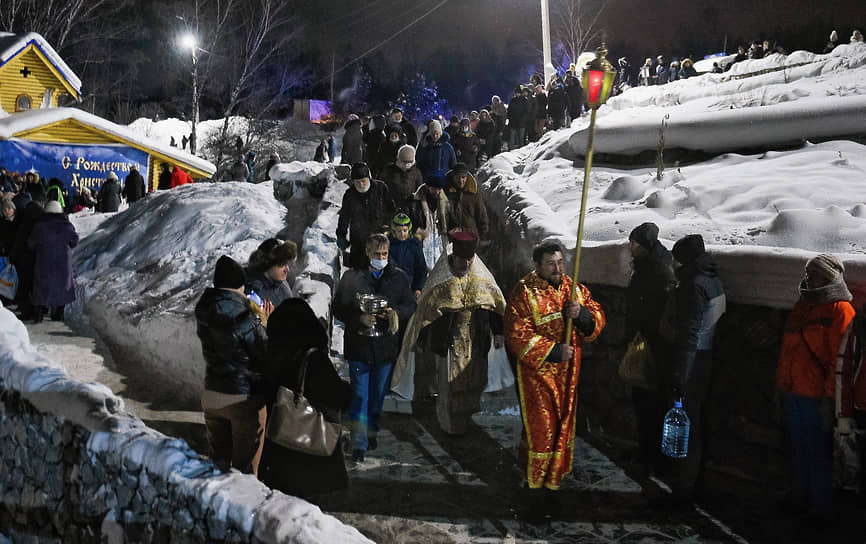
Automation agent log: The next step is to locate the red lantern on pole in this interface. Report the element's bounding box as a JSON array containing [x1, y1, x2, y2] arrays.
[[564, 44, 617, 342], [581, 43, 616, 109]]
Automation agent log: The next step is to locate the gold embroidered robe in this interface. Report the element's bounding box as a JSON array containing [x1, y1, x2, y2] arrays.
[[504, 271, 605, 489]]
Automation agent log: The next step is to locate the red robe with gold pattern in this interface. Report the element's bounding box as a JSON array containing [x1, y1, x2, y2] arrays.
[[504, 271, 605, 489]]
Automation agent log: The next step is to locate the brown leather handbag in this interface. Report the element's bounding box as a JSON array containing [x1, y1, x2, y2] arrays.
[[266, 348, 341, 456]]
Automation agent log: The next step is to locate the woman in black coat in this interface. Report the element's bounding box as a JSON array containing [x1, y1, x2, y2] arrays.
[[259, 298, 352, 500]]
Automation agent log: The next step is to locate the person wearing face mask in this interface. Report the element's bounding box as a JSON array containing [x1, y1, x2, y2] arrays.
[[381, 145, 424, 230], [372, 124, 405, 178], [333, 233, 416, 463], [777, 253, 855, 525], [452, 118, 481, 173], [245, 238, 298, 310], [389, 107, 417, 148], [392, 231, 506, 435], [336, 163, 395, 269]]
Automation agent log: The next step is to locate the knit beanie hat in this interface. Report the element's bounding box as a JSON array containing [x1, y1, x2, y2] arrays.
[[397, 144, 415, 163], [672, 234, 705, 265], [426, 171, 446, 189], [629, 222, 659, 250], [806, 253, 844, 281], [429, 120, 443, 134], [351, 162, 370, 180], [213, 255, 246, 289], [391, 212, 412, 232]]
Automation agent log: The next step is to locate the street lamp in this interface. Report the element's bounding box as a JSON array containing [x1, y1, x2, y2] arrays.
[[564, 43, 616, 341], [180, 32, 199, 155]]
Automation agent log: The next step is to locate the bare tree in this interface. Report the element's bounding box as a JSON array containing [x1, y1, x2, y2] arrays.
[[551, 0, 609, 68], [0, 0, 113, 51]]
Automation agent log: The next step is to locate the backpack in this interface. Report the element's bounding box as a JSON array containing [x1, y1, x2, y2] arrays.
[[833, 306, 866, 490]]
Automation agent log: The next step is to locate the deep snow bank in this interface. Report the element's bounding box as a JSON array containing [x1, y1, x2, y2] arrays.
[[72, 182, 286, 395], [569, 42, 866, 156]]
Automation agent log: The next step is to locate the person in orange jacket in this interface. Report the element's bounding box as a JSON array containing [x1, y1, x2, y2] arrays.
[[170, 165, 193, 188], [776, 253, 855, 525]]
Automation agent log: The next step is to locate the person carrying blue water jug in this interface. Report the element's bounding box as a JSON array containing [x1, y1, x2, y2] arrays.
[[656, 234, 725, 506]]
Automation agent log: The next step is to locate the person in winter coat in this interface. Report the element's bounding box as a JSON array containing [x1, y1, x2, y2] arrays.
[[547, 81, 568, 130], [564, 70, 584, 123], [265, 152, 280, 180], [122, 166, 146, 203], [444, 116, 462, 142], [245, 238, 297, 309], [45, 178, 68, 210], [170, 165, 193, 188], [11, 197, 43, 320], [640, 58, 654, 86], [668, 60, 680, 82], [625, 223, 676, 476], [258, 298, 352, 501], [678, 59, 698, 79], [332, 233, 416, 463], [341, 115, 364, 165], [655, 56, 668, 84], [313, 140, 328, 162], [444, 163, 489, 242], [27, 200, 78, 322], [533, 85, 548, 139], [195, 256, 270, 476], [388, 212, 427, 297], [416, 120, 456, 179], [327, 136, 337, 163], [474, 110, 496, 161], [451, 119, 481, 172], [507, 87, 528, 149], [363, 114, 387, 165], [97, 172, 121, 212], [412, 171, 450, 270], [157, 163, 173, 190], [389, 107, 418, 148], [380, 144, 424, 228], [0, 199, 16, 257], [373, 124, 405, 178], [776, 254, 855, 523], [336, 163, 396, 269], [823, 30, 839, 53], [657, 234, 726, 505], [229, 159, 250, 182]]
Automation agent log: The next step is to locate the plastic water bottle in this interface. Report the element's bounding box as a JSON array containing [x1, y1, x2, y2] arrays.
[[661, 398, 690, 458]]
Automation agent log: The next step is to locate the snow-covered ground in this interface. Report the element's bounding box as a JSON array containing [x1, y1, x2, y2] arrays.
[[481, 41, 866, 307]]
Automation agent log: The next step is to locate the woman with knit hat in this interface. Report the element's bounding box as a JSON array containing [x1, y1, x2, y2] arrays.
[[777, 253, 856, 524]]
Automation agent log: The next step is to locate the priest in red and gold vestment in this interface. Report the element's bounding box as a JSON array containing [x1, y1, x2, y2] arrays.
[[505, 240, 605, 492]]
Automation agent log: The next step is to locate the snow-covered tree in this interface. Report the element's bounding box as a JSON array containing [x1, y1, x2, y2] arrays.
[[392, 73, 447, 124]]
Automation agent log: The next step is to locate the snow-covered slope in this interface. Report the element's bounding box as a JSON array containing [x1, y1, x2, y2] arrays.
[[480, 42, 866, 308], [72, 182, 286, 393]]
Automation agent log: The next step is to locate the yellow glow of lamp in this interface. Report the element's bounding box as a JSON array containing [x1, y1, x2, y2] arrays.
[[564, 43, 617, 342]]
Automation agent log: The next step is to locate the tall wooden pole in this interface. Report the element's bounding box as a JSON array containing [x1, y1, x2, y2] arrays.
[[563, 106, 598, 341]]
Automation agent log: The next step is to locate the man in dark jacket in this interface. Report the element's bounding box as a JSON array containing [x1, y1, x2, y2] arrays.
[[625, 223, 676, 474], [452, 119, 481, 173], [380, 144, 424, 229], [658, 234, 726, 504], [122, 166, 146, 203], [507, 87, 528, 150], [336, 163, 396, 269], [97, 172, 121, 212], [389, 107, 417, 148], [333, 233, 416, 462], [565, 70, 584, 123], [11, 197, 44, 320], [444, 163, 489, 242], [157, 163, 173, 190], [195, 255, 270, 475], [341, 115, 364, 165]]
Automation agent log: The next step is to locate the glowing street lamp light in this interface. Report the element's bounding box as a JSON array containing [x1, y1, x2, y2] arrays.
[[180, 33, 199, 155], [564, 43, 617, 341]]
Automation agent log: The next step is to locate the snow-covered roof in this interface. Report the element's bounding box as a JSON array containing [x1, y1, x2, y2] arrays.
[[0, 107, 216, 176], [0, 32, 82, 96]]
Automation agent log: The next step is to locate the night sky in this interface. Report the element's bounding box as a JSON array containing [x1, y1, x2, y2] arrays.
[[297, 0, 866, 110]]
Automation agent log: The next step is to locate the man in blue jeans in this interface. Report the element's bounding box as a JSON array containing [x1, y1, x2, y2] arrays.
[[333, 233, 416, 462]]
